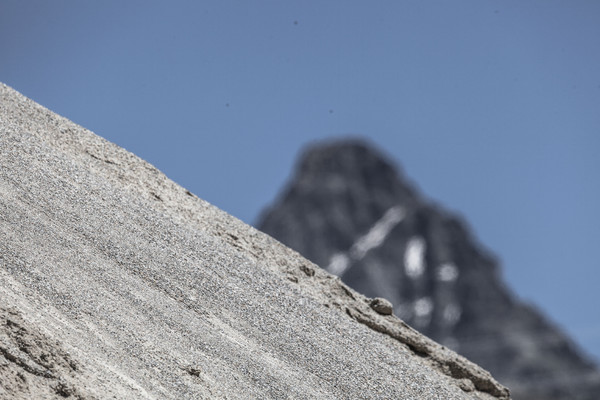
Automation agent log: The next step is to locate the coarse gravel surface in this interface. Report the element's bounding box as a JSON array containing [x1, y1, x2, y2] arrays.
[[0, 82, 510, 399]]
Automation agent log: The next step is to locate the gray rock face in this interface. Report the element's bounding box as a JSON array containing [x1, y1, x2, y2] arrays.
[[257, 139, 600, 400], [0, 82, 508, 399]]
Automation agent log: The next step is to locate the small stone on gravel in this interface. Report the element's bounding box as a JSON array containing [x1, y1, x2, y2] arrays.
[[370, 298, 393, 315]]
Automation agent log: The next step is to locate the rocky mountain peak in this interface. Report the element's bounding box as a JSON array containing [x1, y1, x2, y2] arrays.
[[296, 139, 408, 194], [258, 138, 600, 400], [260, 139, 419, 268]]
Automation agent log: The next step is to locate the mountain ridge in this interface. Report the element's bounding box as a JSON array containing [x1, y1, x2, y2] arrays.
[[257, 138, 600, 400]]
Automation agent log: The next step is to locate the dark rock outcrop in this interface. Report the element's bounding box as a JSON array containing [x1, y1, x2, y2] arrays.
[[257, 139, 600, 400]]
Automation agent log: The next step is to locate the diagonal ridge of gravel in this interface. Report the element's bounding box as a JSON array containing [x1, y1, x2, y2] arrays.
[[0, 82, 509, 399]]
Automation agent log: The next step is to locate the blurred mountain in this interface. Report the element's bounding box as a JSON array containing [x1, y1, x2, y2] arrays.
[[257, 139, 600, 400]]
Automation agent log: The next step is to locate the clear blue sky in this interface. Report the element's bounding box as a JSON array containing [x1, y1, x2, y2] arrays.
[[2, 1, 599, 362]]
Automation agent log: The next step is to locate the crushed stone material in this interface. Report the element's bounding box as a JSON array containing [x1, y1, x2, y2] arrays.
[[0, 82, 510, 399]]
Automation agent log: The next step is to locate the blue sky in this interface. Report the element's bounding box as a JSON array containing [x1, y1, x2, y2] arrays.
[[2, 1, 599, 362]]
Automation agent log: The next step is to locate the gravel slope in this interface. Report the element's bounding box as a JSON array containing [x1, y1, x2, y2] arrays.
[[0, 82, 510, 399]]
